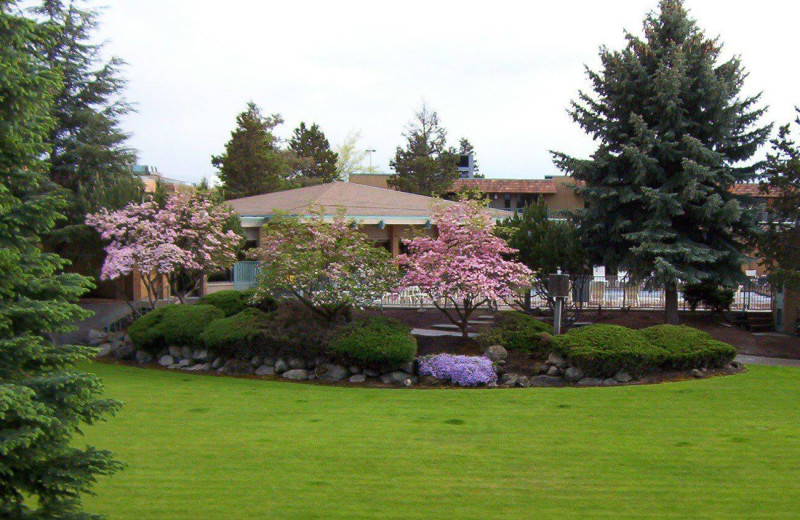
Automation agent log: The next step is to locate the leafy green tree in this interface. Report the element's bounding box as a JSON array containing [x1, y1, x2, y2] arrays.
[[35, 0, 143, 284], [334, 130, 372, 179], [289, 122, 339, 184], [212, 102, 289, 199], [0, 3, 122, 516], [498, 201, 588, 310], [552, 0, 770, 324], [757, 108, 800, 289], [388, 103, 459, 196]]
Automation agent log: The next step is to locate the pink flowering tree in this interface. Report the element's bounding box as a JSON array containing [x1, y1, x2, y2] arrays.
[[252, 207, 399, 324], [397, 200, 533, 340], [87, 192, 242, 307]]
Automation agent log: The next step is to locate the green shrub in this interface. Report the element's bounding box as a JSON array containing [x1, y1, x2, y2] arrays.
[[552, 324, 667, 377], [640, 325, 737, 370], [128, 307, 170, 353], [201, 308, 270, 358], [261, 300, 333, 360], [683, 282, 735, 313], [329, 316, 417, 371], [158, 304, 224, 347], [478, 312, 552, 358], [198, 289, 277, 317]]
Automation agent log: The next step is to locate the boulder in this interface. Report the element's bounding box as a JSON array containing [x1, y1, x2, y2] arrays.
[[192, 349, 208, 362], [418, 375, 441, 386], [221, 359, 246, 374], [274, 358, 289, 374], [690, 368, 704, 378], [564, 367, 585, 383], [87, 328, 107, 346], [614, 370, 632, 383], [288, 357, 307, 370], [500, 373, 519, 387], [114, 343, 136, 361], [349, 374, 366, 383], [577, 377, 604, 386], [158, 355, 175, 367], [363, 368, 380, 378], [177, 359, 192, 368], [484, 345, 508, 362], [384, 371, 413, 386], [282, 369, 309, 380], [180, 346, 193, 360], [251, 355, 263, 367], [487, 382, 498, 389], [402, 378, 414, 388], [517, 375, 531, 388], [262, 356, 275, 367], [168, 346, 182, 359], [730, 360, 744, 370], [528, 375, 567, 387], [348, 365, 361, 375], [183, 363, 207, 371], [546, 365, 561, 377], [316, 363, 349, 381], [538, 364, 550, 375], [546, 352, 566, 367], [399, 360, 416, 374], [602, 378, 617, 386], [255, 365, 275, 376], [135, 350, 153, 364], [96, 343, 114, 357], [211, 357, 224, 370]]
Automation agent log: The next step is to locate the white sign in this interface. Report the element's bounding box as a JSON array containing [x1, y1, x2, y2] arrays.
[[745, 270, 757, 278], [593, 266, 605, 278]]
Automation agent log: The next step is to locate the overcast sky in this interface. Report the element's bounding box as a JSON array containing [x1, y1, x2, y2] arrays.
[[88, 0, 798, 184]]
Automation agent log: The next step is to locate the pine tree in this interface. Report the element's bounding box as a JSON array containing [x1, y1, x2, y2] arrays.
[[552, 0, 770, 324], [757, 108, 800, 290], [0, 2, 122, 517], [36, 0, 143, 283], [388, 103, 459, 196], [212, 102, 289, 199], [288, 122, 340, 185]]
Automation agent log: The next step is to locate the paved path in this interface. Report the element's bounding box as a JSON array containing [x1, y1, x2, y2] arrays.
[[735, 354, 800, 367], [56, 301, 131, 345]]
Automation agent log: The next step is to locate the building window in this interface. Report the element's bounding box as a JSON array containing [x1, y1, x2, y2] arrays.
[[504, 194, 511, 209]]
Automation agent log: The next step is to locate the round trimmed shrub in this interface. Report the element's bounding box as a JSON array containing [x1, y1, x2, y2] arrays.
[[329, 316, 417, 371], [200, 308, 270, 358], [158, 304, 224, 347], [478, 312, 552, 358], [198, 289, 276, 317], [128, 307, 170, 353], [552, 324, 667, 378], [640, 324, 737, 370]]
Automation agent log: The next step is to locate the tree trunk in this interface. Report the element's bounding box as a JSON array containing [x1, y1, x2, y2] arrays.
[[664, 282, 680, 324]]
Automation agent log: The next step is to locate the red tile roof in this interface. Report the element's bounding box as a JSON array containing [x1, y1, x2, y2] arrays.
[[729, 183, 781, 198], [452, 178, 558, 194]]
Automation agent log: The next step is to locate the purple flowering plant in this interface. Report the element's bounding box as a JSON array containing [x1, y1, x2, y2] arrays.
[[418, 354, 497, 387]]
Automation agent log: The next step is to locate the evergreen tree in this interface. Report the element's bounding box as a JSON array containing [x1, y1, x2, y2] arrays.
[[552, 0, 770, 324], [388, 103, 459, 196], [757, 108, 800, 289], [212, 102, 289, 199], [36, 0, 143, 283], [0, 2, 122, 517], [289, 122, 339, 184]]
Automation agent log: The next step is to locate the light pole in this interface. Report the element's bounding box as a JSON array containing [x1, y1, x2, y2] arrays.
[[366, 149, 376, 172]]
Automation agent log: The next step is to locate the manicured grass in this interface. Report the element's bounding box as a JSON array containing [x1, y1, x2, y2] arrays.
[[80, 362, 800, 518]]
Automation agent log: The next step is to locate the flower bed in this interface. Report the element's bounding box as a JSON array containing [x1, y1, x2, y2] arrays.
[[418, 354, 497, 387]]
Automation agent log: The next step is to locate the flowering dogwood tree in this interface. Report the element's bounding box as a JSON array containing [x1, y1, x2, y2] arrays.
[[87, 192, 242, 306], [252, 208, 399, 323], [397, 200, 533, 340]]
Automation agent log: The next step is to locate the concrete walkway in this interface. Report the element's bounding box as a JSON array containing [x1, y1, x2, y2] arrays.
[[56, 300, 132, 345], [735, 354, 800, 367]]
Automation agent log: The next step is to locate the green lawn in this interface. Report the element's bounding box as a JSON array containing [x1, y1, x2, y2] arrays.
[[79, 362, 800, 519]]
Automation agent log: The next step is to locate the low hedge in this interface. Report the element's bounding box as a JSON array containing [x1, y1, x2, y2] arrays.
[[329, 316, 417, 371], [478, 312, 552, 358], [128, 304, 224, 353], [640, 325, 737, 370], [200, 308, 270, 358], [261, 300, 333, 360], [552, 324, 737, 378], [198, 289, 277, 317], [128, 307, 170, 353], [552, 324, 668, 378]]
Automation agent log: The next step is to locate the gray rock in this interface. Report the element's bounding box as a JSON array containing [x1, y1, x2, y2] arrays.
[[221, 359, 245, 374], [602, 378, 617, 386], [402, 378, 414, 388], [385, 371, 413, 386], [419, 375, 441, 386], [484, 345, 508, 362], [96, 343, 114, 357], [177, 359, 192, 368], [538, 364, 550, 374], [517, 375, 531, 388], [87, 328, 107, 346], [614, 370, 632, 383], [282, 369, 309, 380], [500, 373, 519, 386], [211, 357, 224, 369], [251, 355, 263, 367], [114, 343, 136, 360], [730, 361, 744, 370], [349, 374, 366, 383], [192, 349, 208, 362], [183, 363, 206, 371], [547, 365, 561, 377], [399, 360, 415, 374], [262, 356, 275, 367], [690, 368, 704, 378], [168, 346, 182, 359], [313, 356, 328, 367], [363, 368, 380, 378], [529, 375, 567, 387], [158, 354, 175, 367], [316, 363, 349, 381], [274, 358, 289, 374], [135, 350, 153, 364], [379, 373, 392, 384], [547, 352, 566, 367], [577, 377, 604, 386], [180, 346, 193, 360], [288, 357, 307, 370], [487, 382, 498, 388], [564, 366, 585, 383], [168, 363, 181, 369], [255, 364, 275, 376], [349, 365, 361, 375]]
